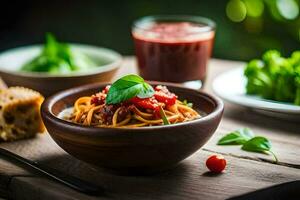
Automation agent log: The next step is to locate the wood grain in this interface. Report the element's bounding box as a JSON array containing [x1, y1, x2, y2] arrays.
[[4, 140, 300, 200], [0, 57, 299, 199]]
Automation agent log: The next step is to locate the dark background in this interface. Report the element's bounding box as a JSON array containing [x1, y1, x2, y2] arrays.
[[1, 0, 300, 61]]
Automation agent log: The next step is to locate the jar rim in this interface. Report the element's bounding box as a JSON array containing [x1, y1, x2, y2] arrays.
[[132, 15, 216, 34]]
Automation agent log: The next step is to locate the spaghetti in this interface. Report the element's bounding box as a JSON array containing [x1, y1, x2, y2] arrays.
[[67, 85, 200, 127]]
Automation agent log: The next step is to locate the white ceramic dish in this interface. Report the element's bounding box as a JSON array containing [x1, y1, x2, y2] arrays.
[[0, 44, 122, 96], [212, 67, 300, 115]]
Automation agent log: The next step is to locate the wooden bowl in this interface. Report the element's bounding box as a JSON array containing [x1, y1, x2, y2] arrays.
[[41, 82, 224, 174], [0, 44, 122, 96]]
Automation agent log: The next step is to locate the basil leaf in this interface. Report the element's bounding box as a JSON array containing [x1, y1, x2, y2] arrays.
[[137, 82, 155, 98], [218, 128, 254, 145], [241, 136, 278, 163], [218, 132, 247, 145], [120, 74, 144, 83], [106, 83, 142, 104], [241, 136, 271, 153], [106, 74, 154, 104], [217, 128, 278, 163], [242, 136, 278, 163]]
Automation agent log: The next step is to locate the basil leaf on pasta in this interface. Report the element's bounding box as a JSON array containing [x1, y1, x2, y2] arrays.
[[106, 74, 154, 104]]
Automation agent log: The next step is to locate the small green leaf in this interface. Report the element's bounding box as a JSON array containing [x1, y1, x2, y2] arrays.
[[218, 132, 247, 145], [241, 136, 271, 152], [217, 127, 278, 163], [242, 136, 278, 163], [106, 74, 154, 104], [218, 128, 254, 145]]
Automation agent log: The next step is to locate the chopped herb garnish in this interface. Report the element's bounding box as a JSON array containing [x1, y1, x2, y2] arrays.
[[182, 99, 193, 107], [159, 105, 170, 125]]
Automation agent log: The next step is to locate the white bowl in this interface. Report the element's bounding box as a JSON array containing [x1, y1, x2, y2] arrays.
[[0, 44, 122, 96]]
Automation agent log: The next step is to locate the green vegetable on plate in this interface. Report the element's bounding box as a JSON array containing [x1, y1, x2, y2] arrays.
[[21, 33, 97, 74], [244, 50, 300, 105]]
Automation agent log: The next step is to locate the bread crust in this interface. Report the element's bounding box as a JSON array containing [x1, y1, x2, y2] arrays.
[[0, 87, 45, 142]]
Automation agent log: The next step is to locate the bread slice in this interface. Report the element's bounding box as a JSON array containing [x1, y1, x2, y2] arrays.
[[0, 87, 45, 141]]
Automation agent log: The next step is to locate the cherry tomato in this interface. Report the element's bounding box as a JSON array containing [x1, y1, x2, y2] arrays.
[[206, 155, 226, 173]]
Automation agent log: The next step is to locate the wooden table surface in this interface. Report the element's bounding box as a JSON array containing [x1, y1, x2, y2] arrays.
[[0, 57, 299, 200]]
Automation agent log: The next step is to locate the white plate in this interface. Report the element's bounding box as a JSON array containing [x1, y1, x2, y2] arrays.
[[0, 44, 122, 77], [212, 67, 300, 115]]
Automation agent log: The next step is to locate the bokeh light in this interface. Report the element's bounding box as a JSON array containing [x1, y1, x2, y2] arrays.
[[244, 0, 264, 18], [226, 0, 300, 39], [226, 0, 300, 22], [226, 0, 247, 22], [276, 0, 299, 20]]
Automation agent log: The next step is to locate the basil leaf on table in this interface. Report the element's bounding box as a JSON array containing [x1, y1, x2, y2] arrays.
[[218, 128, 254, 145], [217, 128, 278, 163], [242, 136, 278, 163], [106, 74, 154, 104]]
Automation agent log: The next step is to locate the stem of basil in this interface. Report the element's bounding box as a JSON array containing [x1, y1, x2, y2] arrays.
[[159, 106, 170, 125], [268, 150, 278, 163]]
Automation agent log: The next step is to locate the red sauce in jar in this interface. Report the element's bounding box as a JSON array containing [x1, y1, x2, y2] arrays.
[[133, 22, 214, 83]]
